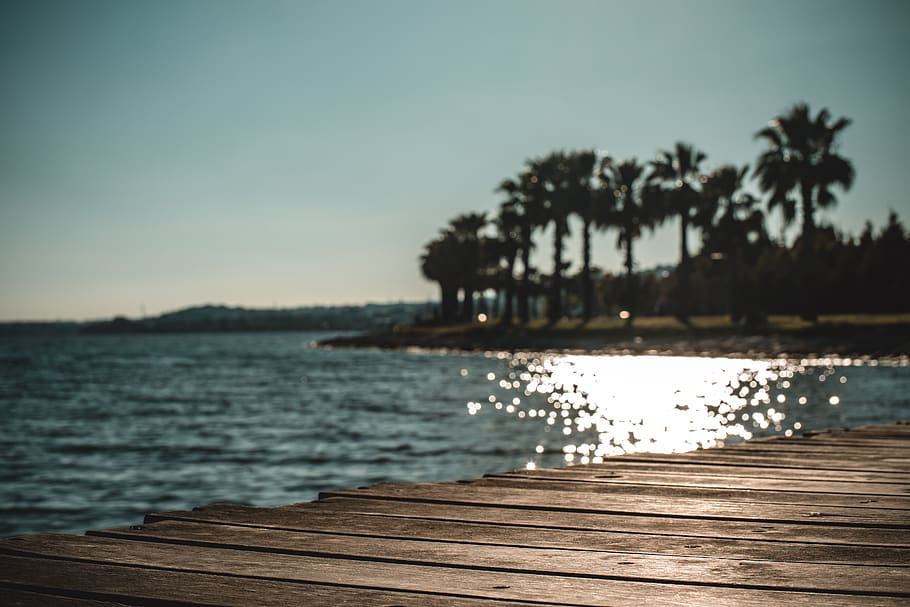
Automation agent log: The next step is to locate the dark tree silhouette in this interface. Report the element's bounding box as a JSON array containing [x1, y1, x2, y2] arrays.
[[418, 102, 884, 323], [648, 142, 708, 322], [699, 164, 768, 323], [528, 153, 573, 323], [599, 156, 658, 327], [447, 212, 487, 320], [475, 234, 505, 317], [496, 172, 542, 323], [420, 234, 461, 322], [856, 211, 910, 312], [562, 149, 601, 321], [493, 203, 522, 324], [754, 103, 854, 320]]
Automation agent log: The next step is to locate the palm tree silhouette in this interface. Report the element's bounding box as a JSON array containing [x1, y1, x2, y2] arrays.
[[563, 149, 601, 321], [496, 172, 543, 323], [420, 233, 461, 322], [448, 212, 488, 321], [599, 156, 657, 327], [493, 203, 522, 325], [648, 142, 708, 322], [528, 153, 573, 323], [754, 103, 854, 320], [700, 164, 768, 323]]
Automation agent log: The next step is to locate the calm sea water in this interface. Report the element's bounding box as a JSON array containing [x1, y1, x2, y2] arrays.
[[1, 331, 907, 537]]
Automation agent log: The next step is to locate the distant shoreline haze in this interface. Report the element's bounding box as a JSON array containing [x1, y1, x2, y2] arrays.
[[0, 302, 437, 335]]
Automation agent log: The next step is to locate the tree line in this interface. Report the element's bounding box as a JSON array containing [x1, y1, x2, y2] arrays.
[[420, 103, 908, 326]]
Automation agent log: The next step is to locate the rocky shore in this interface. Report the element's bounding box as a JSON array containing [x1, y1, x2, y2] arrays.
[[319, 321, 910, 360]]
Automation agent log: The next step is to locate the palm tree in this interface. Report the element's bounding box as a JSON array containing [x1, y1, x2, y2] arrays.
[[496, 173, 541, 323], [599, 156, 657, 327], [475, 234, 504, 317], [754, 103, 854, 320], [648, 142, 708, 322], [531, 152, 575, 323], [700, 164, 768, 323], [563, 149, 601, 321], [448, 212, 487, 321], [420, 234, 461, 323], [493, 203, 522, 325]]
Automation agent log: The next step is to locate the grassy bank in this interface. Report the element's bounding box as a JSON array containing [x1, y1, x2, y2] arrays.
[[319, 313, 910, 358]]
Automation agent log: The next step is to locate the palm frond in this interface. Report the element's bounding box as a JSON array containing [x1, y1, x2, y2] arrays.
[[754, 126, 783, 148], [816, 154, 855, 191], [830, 117, 851, 134], [816, 186, 836, 209], [496, 178, 518, 195]]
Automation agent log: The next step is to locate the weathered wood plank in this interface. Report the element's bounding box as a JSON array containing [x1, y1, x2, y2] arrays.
[[723, 439, 910, 452], [717, 448, 910, 463], [0, 536, 904, 606], [805, 425, 910, 439], [756, 439, 910, 450], [758, 434, 910, 445], [88, 519, 910, 594], [495, 467, 910, 496], [568, 460, 910, 483], [3, 423, 905, 606], [602, 457, 910, 475], [670, 433, 910, 450], [0, 554, 562, 607], [308, 497, 909, 546], [651, 438, 908, 453], [144, 503, 910, 565], [321, 482, 910, 527], [0, 588, 131, 607], [607, 452, 910, 473], [475, 475, 909, 508], [730, 440, 910, 452], [680, 446, 910, 463]]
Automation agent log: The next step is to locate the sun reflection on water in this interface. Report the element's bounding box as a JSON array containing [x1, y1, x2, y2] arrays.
[[465, 353, 899, 467]]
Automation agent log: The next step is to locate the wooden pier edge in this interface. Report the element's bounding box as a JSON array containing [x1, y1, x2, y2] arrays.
[[1, 422, 908, 606]]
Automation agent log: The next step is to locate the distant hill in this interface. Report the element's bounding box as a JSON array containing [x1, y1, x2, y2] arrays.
[[0, 303, 436, 336], [0, 321, 84, 337]]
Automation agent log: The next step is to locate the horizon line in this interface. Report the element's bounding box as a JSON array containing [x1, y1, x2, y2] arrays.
[[0, 299, 439, 325]]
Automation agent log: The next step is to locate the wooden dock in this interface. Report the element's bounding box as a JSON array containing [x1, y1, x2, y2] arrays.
[[2, 423, 908, 606]]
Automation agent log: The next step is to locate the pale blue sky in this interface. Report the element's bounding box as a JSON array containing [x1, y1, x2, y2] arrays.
[[1, 0, 908, 320]]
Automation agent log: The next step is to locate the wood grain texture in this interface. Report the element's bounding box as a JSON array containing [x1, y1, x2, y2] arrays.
[[0, 536, 904, 607], [493, 467, 910, 496], [606, 452, 910, 473], [0, 588, 131, 607], [1, 422, 906, 605], [550, 460, 910, 483], [145, 504, 910, 565], [729, 440, 910, 452], [321, 482, 910, 527], [87, 519, 910, 594], [473, 475, 910, 508], [0, 554, 562, 607], [310, 495, 910, 545]]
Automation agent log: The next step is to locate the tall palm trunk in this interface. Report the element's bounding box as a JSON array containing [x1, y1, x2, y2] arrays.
[[518, 225, 531, 323], [581, 218, 593, 321], [440, 283, 458, 323], [728, 248, 744, 324], [623, 230, 636, 329], [461, 286, 474, 321], [549, 222, 564, 323], [799, 183, 817, 322], [677, 216, 690, 322], [502, 252, 517, 325]]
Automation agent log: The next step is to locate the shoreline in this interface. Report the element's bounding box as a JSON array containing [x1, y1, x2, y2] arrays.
[[319, 320, 910, 360]]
